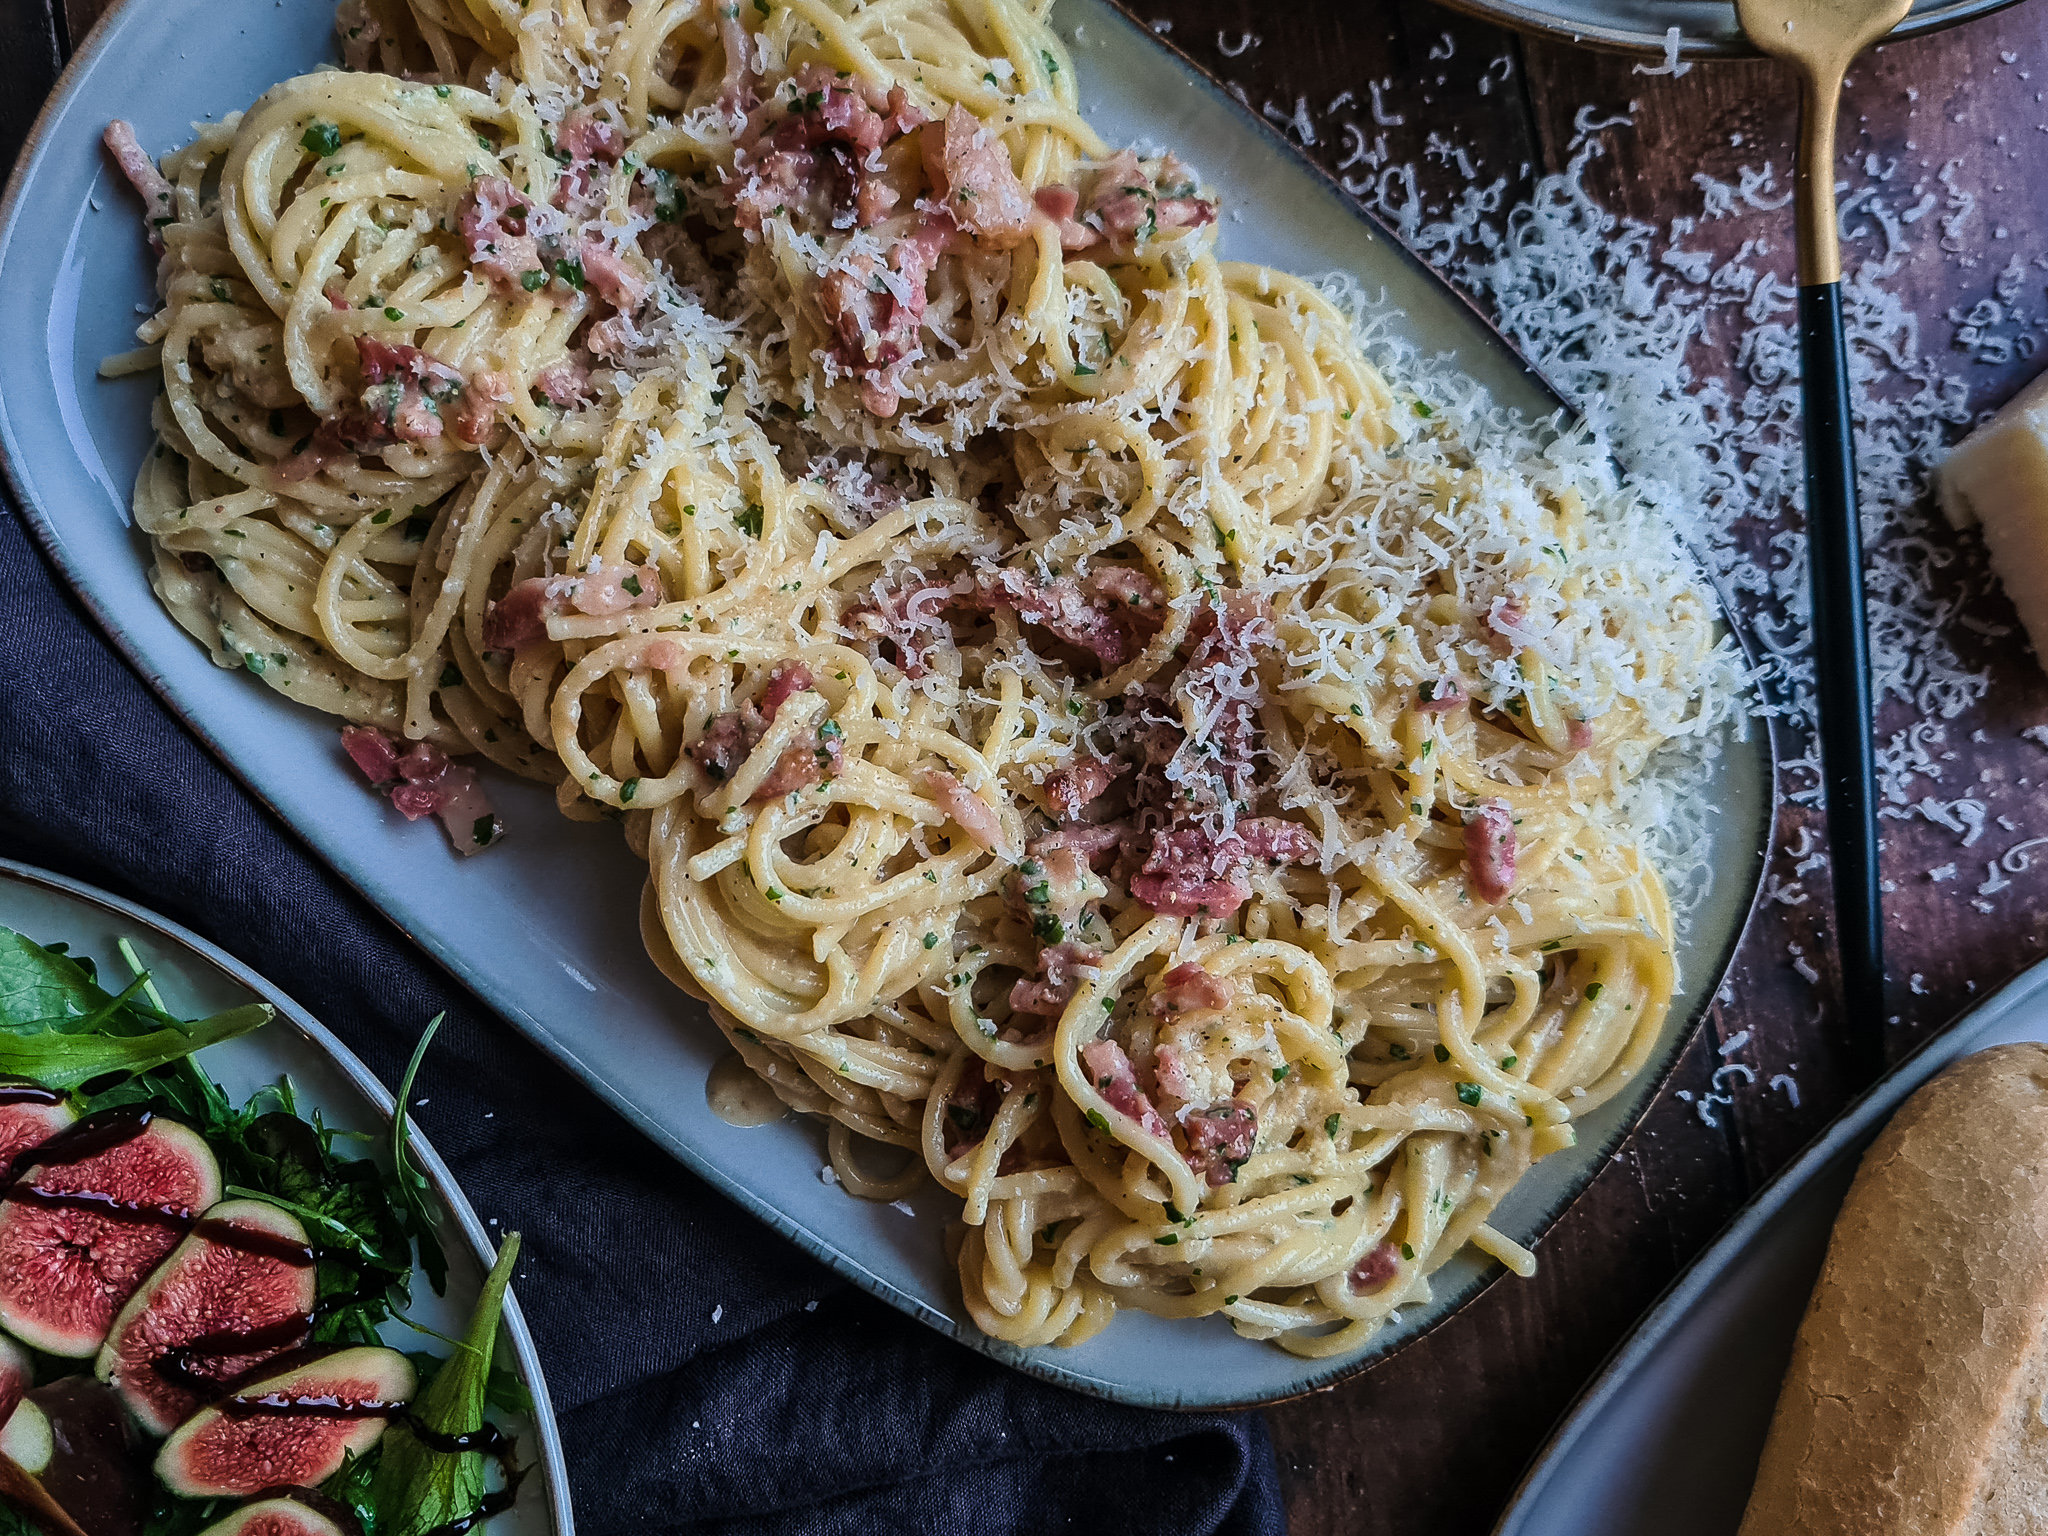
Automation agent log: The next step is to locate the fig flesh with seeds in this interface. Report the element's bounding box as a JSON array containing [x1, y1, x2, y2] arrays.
[[194, 1492, 358, 1536], [96, 1198, 318, 1436], [156, 1346, 415, 1499], [0, 1113, 222, 1357], [0, 1091, 75, 1177]]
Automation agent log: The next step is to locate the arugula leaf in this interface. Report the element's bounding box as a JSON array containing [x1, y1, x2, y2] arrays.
[[372, 1233, 521, 1536], [0, 927, 118, 1028], [320, 1445, 383, 1536], [391, 1015, 449, 1296], [0, 1004, 271, 1089]]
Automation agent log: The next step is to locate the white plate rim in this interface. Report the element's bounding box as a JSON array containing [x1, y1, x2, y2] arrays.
[[0, 856, 577, 1536]]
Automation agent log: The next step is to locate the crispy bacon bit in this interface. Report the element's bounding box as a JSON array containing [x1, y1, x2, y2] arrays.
[[919, 768, 1007, 855], [1184, 1101, 1258, 1187], [1349, 1240, 1401, 1296], [1079, 1039, 1170, 1140], [1130, 829, 1253, 919], [1238, 817, 1319, 866], [104, 121, 174, 251], [1029, 822, 1126, 871], [457, 177, 541, 291], [1153, 1044, 1197, 1105], [752, 735, 840, 801], [356, 337, 464, 442], [1045, 759, 1120, 822], [1129, 817, 1315, 920], [556, 108, 625, 164], [687, 664, 835, 798], [729, 63, 929, 233], [1464, 799, 1517, 904], [1416, 677, 1467, 714], [920, 105, 1035, 250], [1009, 943, 1101, 1017], [817, 214, 951, 417], [482, 563, 662, 651], [688, 709, 765, 784], [578, 239, 649, 312], [1049, 150, 1219, 254], [1173, 592, 1273, 805], [844, 580, 957, 679], [450, 370, 513, 444], [533, 358, 592, 409], [1487, 596, 1529, 654], [338, 726, 502, 854], [760, 662, 815, 720], [1149, 961, 1231, 1018], [972, 568, 1130, 671], [1033, 184, 1093, 250]]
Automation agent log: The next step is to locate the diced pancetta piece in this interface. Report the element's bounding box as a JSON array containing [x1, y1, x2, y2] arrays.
[[457, 177, 543, 291], [356, 337, 464, 443], [844, 579, 958, 679], [971, 568, 1129, 671], [1184, 1101, 1258, 1187], [1464, 798, 1516, 904], [1567, 717, 1596, 750], [103, 121, 174, 251], [1009, 943, 1101, 1017], [482, 563, 661, 651], [760, 662, 815, 720], [338, 726, 502, 854], [751, 736, 841, 801], [1129, 827, 1253, 920], [1237, 817, 1319, 867], [1416, 677, 1467, 713], [918, 767, 1008, 855], [1033, 184, 1094, 251], [1044, 758, 1120, 822], [689, 709, 765, 784], [1148, 961, 1231, 1018], [817, 213, 952, 417], [532, 357, 592, 409], [1349, 1240, 1401, 1295], [556, 107, 625, 163], [578, 239, 649, 312], [1079, 1039, 1170, 1140], [1028, 822, 1126, 870], [919, 105, 1035, 250]]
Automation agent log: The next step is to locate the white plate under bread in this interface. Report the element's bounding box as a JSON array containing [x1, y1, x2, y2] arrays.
[[1495, 954, 2048, 1536]]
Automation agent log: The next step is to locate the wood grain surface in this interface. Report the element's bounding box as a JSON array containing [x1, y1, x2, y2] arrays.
[[17, 1, 2048, 1531]]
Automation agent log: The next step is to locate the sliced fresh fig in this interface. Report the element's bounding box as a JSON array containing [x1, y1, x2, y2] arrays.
[[0, 1398, 51, 1475], [0, 1084, 76, 1175], [96, 1198, 318, 1436], [155, 1346, 416, 1499], [21, 1378, 146, 1536], [0, 1331, 30, 1430], [194, 1492, 357, 1536], [0, 1112, 222, 1356]]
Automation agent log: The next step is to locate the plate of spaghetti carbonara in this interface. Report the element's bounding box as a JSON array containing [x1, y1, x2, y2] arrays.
[[0, 0, 1768, 1405]]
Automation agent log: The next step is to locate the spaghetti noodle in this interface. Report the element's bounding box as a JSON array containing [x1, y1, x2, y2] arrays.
[[104, 0, 1747, 1355]]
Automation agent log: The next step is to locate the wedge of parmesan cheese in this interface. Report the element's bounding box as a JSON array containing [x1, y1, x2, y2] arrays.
[[1937, 369, 2048, 666]]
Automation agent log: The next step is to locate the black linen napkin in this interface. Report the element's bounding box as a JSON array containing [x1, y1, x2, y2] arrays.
[[0, 501, 1289, 1533]]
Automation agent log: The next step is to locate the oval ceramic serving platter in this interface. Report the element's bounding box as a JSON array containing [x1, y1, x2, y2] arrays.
[[1434, 0, 2022, 60], [1493, 952, 2048, 1536], [0, 857, 572, 1536], [0, 0, 1772, 1408]]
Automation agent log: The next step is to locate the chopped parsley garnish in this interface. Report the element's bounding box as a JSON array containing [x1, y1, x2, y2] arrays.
[[300, 121, 342, 157]]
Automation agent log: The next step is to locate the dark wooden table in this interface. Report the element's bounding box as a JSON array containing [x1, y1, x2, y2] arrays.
[[13, 0, 2048, 1531]]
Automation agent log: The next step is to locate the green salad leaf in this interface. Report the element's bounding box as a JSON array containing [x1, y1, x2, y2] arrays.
[[390, 1015, 450, 1297], [0, 927, 272, 1087], [372, 1232, 522, 1536]]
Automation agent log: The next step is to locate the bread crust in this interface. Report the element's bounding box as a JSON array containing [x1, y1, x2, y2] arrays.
[[1739, 1042, 2048, 1535]]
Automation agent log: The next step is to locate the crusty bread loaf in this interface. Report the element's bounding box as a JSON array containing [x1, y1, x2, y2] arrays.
[[1740, 1043, 2048, 1535]]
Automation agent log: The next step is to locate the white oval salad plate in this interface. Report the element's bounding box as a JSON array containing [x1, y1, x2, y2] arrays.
[[1493, 954, 2048, 1536], [0, 0, 1771, 1408], [0, 857, 572, 1536]]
